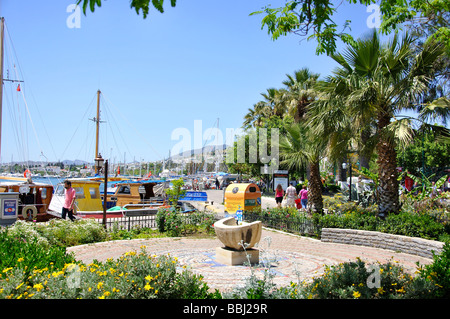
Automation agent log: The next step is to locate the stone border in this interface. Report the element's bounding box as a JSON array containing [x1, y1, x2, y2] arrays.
[[321, 228, 444, 259]]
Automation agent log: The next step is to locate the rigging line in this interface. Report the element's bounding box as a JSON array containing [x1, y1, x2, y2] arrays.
[[101, 92, 163, 160], [100, 96, 133, 160], [5, 22, 59, 162], [3, 89, 23, 164], [59, 93, 97, 161]]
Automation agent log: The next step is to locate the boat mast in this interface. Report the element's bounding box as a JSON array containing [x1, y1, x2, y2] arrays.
[[0, 17, 5, 161], [95, 89, 101, 160], [91, 89, 104, 174]]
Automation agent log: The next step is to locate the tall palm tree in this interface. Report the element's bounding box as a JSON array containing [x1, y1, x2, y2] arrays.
[[260, 88, 287, 118], [279, 123, 325, 214], [327, 31, 445, 216], [283, 68, 320, 122], [243, 102, 271, 129]]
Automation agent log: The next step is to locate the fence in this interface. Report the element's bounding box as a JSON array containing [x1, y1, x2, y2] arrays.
[[94, 214, 158, 231], [243, 212, 320, 237], [94, 210, 215, 231]]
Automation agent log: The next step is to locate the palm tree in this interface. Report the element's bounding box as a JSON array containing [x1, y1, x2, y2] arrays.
[[327, 31, 445, 216], [243, 102, 271, 129], [279, 123, 325, 214], [282, 68, 320, 122], [260, 88, 287, 118]]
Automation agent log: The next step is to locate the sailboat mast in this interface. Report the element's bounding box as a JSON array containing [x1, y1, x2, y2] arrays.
[[0, 17, 5, 161], [95, 89, 101, 160]]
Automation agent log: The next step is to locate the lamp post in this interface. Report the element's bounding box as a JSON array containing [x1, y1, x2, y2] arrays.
[[342, 162, 352, 201], [95, 153, 104, 175], [264, 164, 269, 194], [102, 160, 108, 228]]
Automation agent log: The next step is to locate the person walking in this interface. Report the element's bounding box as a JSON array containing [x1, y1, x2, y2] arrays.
[[285, 182, 297, 208], [275, 184, 284, 208], [298, 185, 308, 210], [62, 180, 76, 221]]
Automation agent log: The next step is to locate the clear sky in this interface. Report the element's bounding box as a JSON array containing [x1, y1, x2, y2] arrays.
[[0, 0, 382, 165]]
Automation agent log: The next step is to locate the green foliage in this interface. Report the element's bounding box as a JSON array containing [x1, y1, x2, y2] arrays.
[[313, 209, 448, 241], [250, 0, 358, 55], [76, 0, 177, 17], [0, 248, 220, 299], [4, 219, 108, 248], [165, 178, 186, 206], [156, 207, 182, 237], [298, 258, 435, 299], [417, 241, 450, 298], [0, 229, 76, 275], [397, 130, 450, 176]]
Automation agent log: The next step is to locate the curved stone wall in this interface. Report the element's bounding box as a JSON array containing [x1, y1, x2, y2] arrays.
[[321, 228, 444, 259]]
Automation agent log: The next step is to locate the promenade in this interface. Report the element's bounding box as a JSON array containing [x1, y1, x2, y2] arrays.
[[67, 191, 434, 293]]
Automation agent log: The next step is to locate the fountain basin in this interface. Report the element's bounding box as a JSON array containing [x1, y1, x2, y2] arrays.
[[214, 217, 262, 251]]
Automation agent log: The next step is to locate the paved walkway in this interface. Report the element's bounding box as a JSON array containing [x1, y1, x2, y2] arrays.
[[67, 190, 434, 292], [68, 227, 433, 293]]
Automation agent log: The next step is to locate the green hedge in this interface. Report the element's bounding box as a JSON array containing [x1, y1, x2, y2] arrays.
[[313, 211, 449, 242]]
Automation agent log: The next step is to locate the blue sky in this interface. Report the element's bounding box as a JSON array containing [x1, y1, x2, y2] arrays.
[[0, 0, 381, 165]]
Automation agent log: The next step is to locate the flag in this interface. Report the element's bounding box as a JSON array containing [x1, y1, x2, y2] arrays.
[[17, 84, 21, 91]]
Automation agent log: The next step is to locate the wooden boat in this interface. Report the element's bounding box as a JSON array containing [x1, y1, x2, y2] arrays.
[[0, 181, 55, 222], [106, 180, 169, 208], [48, 179, 169, 219]]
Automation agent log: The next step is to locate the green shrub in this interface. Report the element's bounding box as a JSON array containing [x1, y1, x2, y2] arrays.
[[0, 247, 220, 299], [156, 207, 182, 236], [313, 210, 447, 241], [0, 229, 76, 280], [416, 241, 450, 298], [35, 219, 108, 247]]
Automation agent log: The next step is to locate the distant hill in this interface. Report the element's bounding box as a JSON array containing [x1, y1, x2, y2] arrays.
[[170, 144, 229, 160]]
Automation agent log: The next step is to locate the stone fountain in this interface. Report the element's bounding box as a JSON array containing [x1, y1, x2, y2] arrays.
[[214, 217, 262, 265]]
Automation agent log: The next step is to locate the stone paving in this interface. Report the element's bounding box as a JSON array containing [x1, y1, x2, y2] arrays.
[[68, 227, 433, 293], [66, 190, 435, 293]]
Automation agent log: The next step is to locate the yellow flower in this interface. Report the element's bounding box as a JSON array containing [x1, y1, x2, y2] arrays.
[[16, 282, 24, 290], [145, 275, 153, 281], [97, 282, 104, 290], [155, 289, 158, 294], [353, 291, 361, 299], [377, 287, 385, 295], [144, 284, 151, 291], [103, 291, 111, 297], [33, 283, 44, 292], [17, 257, 24, 263]]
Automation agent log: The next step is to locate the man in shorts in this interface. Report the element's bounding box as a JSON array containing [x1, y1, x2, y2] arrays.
[[62, 180, 76, 221], [285, 182, 297, 208]]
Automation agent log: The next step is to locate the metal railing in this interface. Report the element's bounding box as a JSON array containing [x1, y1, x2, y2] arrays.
[[243, 212, 320, 237], [95, 214, 158, 231]]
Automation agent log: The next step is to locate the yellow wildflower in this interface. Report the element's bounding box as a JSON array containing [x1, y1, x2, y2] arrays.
[[97, 282, 104, 290], [33, 283, 44, 292], [144, 284, 151, 291], [17, 257, 24, 263], [377, 287, 385, 295], [145, 275, 153, 281], [353, 291, 361, 299]]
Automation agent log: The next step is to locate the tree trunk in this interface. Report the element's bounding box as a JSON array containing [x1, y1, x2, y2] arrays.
[[376, 112, 400, 216], [308, 160, 323, 214], [359, 128, 372, 169]]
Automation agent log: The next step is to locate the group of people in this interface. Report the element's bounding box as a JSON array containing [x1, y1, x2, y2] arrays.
[[275, 182, 308, 210]]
